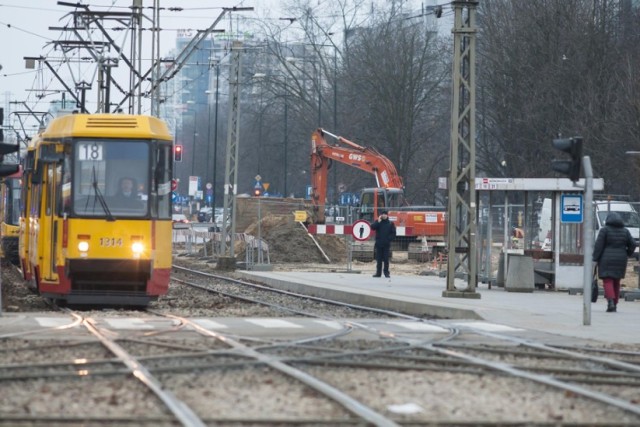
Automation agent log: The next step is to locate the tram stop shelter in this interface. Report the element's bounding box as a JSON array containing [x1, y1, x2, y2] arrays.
[[476, 178, 604, 291]]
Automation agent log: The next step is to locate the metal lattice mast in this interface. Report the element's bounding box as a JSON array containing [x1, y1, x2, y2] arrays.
[[150, 0, 161, 117], [444, 0, 479, 298], [131, 0, 142, 114], [221, 41, 243, 260]]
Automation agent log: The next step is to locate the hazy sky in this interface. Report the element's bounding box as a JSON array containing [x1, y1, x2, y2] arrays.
[[0, 1, 280, 110], [0, 0, 443, 116]]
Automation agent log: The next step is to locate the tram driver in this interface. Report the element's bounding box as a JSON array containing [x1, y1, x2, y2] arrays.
[[114, 177, 144, 210]]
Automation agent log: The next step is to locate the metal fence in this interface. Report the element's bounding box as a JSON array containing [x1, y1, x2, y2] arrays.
[[172, 224, 270, 268]]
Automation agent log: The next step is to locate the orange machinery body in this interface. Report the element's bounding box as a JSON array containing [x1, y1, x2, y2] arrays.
[[390, 210, 446, 239]]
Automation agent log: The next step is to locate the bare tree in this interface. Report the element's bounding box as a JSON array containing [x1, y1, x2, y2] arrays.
[[478, 0, 640, 199], [236, 0, 450, 203], [331, 4, 451, 204]]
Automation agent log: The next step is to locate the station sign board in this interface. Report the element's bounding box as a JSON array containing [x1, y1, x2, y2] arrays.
[[561, 194, 583, 223], [474, 177, 604, 192]]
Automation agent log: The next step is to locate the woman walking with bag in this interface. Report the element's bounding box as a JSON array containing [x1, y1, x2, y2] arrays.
[[592, 212, 637, 312]]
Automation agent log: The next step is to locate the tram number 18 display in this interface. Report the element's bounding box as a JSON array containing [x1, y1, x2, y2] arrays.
[[78, 143, 104, 161]]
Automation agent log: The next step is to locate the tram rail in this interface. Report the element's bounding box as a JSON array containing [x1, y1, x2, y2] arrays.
[[0, 261, 639, 425]]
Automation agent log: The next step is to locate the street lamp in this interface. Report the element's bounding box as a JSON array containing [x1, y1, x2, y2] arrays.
[[253, 73, 266, 176], [191, 128, 198, 177], [186, 100, 198, 178], [284, 88, 289, 197], [205, 90, 212, 186], [213, 65, 221, 212], [205, 60, 222, 209], [183, 99, 199, 215]]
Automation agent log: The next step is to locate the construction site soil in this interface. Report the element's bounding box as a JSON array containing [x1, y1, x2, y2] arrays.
[[242, 215, 349, 264]]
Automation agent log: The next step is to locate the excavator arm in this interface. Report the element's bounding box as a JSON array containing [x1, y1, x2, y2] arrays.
[[310, 128, 403, 223]]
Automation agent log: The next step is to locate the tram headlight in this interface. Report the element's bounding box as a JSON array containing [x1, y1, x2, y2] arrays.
[[78, 241, 89, 252], [132, 241, 144, 259]]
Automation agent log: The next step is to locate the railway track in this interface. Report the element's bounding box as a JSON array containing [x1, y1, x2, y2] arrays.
[[168, 263, 640, 423], [0, 261, 639, 425]]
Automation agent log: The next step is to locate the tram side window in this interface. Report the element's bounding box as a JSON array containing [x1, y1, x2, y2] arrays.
[[20, 177, 27, 219], [30, 183, 42, 218], [0, 183, 7, 225], [45, 168, 52, 216], [10, 179, 21, 225], [152, 144, 172, 220], [60, 156, 71, 214]]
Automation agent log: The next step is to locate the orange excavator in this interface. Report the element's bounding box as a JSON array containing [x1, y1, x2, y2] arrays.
[[309, 128, 446, 256]]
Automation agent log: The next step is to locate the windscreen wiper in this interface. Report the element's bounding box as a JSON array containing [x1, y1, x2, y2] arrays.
[[90, 166, 115, 221]]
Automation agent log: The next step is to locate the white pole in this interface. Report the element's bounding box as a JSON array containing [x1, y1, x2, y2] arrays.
[[583, 156, 594, 326]]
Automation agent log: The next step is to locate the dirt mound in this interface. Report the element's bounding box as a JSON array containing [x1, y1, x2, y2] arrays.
[[244, 215, 347, 263]]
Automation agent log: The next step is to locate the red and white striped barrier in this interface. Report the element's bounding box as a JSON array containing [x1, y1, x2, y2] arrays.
[[307, 224, 413, 237], [307, 224, 352, 235]]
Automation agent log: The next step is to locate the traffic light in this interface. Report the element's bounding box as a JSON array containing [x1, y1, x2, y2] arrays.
[[0, 108, 19, 177], [253, 188, 262, 197], [551, 136, 583, 182], [174, 144, 183, 162], [0, 143, 20, 177]]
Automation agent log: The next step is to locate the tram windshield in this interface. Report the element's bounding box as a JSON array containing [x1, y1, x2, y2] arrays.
[[72, 140, 149, 217]]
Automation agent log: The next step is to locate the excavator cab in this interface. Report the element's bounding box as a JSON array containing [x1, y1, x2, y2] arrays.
[[359, 187, 404, 222]]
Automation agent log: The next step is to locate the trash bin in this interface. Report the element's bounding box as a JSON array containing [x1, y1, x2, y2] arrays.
[[505, 254, 535, 293]]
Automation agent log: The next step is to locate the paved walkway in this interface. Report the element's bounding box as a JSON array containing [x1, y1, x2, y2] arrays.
[[236, 270, 640, 345]]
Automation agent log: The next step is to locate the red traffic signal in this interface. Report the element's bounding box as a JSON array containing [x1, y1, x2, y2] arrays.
[[174, 145, 183, 162], [171, 179, 178, 191]]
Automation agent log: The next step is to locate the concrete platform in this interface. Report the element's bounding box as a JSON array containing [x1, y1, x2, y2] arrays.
[[236, 270, 640, 345]]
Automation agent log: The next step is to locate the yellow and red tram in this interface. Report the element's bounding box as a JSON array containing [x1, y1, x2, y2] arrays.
[[19, 113, 174, 305], [0, 167, 22, 265]]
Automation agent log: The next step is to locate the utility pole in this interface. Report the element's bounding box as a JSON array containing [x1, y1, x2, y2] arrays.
[[444, 0, 480, 299], [219, 41, 243, 269]]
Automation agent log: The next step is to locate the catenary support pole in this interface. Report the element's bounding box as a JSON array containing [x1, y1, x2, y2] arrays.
[[444, 0, 480, 299]]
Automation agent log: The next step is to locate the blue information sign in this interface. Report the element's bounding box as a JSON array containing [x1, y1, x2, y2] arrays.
[[561, 194, 583, 223]]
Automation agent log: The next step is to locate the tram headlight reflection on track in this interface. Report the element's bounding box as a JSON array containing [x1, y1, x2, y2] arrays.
[[132, 241, 144, 259]]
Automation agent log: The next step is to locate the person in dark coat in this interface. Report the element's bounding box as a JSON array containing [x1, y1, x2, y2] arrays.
[[592, 212, 637, 312], [371, 209, 396, 278], [114, 177, 143, 209]]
